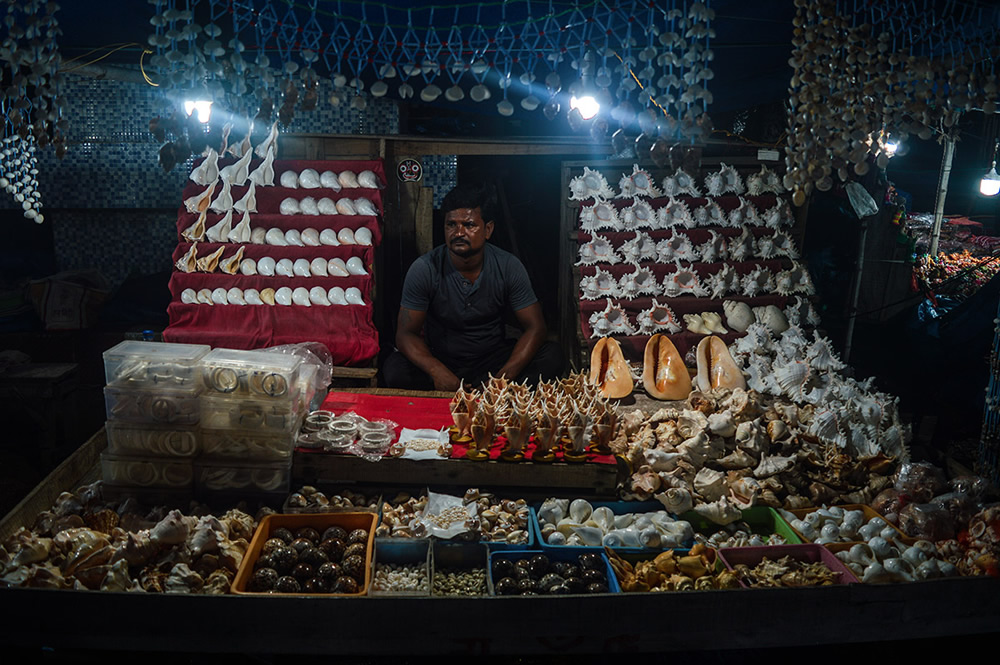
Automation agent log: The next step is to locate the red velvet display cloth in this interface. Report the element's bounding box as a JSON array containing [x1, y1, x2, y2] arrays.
[[312, 391, 616, 464], [164, 159, 384, 366]]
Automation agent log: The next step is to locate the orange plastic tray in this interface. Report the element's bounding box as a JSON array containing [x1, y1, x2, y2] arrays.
[[231, 512, 376, 596], [787, 504, 907, 545]]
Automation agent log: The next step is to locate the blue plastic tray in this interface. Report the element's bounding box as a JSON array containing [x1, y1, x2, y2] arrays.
[[487, 548, 622, 595], [530, 500, 693, 555]]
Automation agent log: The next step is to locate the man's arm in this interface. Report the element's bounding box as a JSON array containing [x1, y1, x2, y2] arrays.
[[496, 302, 547, 380], [395, 306, 462, 391]]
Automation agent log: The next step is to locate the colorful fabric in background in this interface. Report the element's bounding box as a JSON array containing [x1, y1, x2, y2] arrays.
[[914, 250, 1000, 303]]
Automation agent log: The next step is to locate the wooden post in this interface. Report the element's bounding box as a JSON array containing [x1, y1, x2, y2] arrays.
[[929, 137, 956, 257]]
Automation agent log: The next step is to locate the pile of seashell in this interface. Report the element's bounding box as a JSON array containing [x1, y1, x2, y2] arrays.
[[490, 552, 611, 595], [614, 385, 901, 523], [1, 483, 259, 593], [248, 523, 370, 594], [284, 486, 379, 513], [535, 497, 694, 549], [606, 543, 738, 592], [731, 555, 839, 587], [372, 561, 428, 593], [376, 489, 531, 545], [433, 567, 486, 596], [179, 285, 366, 307], [695, 524, 788, 549], [1, 133, 44, 222]]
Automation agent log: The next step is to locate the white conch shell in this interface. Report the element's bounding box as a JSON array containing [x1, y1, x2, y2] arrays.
[[700, 311, 728, 334], [190, 149, 219, 186], [663, 262, 708, 298], [275, 258, 295, 277], [317, 197, 337, 215], [254, 121, 279, 159], [301, 228, 321, 246], [298, 168, 321, 189], [180, 288, 198, 304], [285, 229, 305, 246], [299, 197, 320, 216], [219, 247, 245, 275], [693, 467, 727, 502], [338, 227, 356, 245], [704, 264, 737, 299], [753, 304, 789, 334], [618, 265, 659, 299], [226, 287, 246, 305], [704, 162, 744, 196], [569, 499, 593, 523], [181, 210, 207, 243], [336, 198, 358, 215], [265, 227, 288, 246], [328, 258, 349, 277], [746, 165, 782, 196], [280, 198, 300, 215], [354, 227, 373, 246], [310, 257, 328, 276], [345, 286, 366, 305], [220, 148, 253, 186], [292, 287, 312, 306], [655, 233, 698, 263], [211, 287, 229, 305], [205, 211, 232, 243], [728, 227, 756, 261], [692, 496, 742, 526], [248, 147, 275, 187], [577, 234, 620, 265], [661, 168, 701, 197], [723, 300, 754, 332], [635, 299, 682, 334], [196, 288, 214, 305], [184, 182, 216, 214], [684, 313, 712, 335], [587, 300, 635, 337], [251, 227, 267, 244], [354, 197, 378, 216], [228, 210, 252, 243], [280, 171, 299, 188], [753, 455, 796, 478], [655, 488, 694, 515], [338, 170, 360, 188], [233, 181, 257, 213], [239, 258, 257, 275], [569, 166, 615, 201], [256, 256, 276, 276], [618, 165, 662, 199], [619, 231, 657, 263], [320, 228, 341, 246], [309, 286, 331, 306], [320, 170, 341, 190], [275, 287, 293, 306], [293, 258, 312, 277], [209, 178, 233, 213], [696, 230, 727, 263], [728, 198, 755, 227], [328, 286, 348, 305], [358, 170, 381, 189], [346, 256, 368, 275], [741, 265, 773, 297]]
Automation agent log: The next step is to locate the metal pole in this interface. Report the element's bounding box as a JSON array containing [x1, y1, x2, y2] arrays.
[[844, 218, 868, 363], [929, 137, 956, 256]]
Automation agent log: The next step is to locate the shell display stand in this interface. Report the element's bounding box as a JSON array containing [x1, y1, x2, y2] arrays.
[[163, 159, 384, 369]]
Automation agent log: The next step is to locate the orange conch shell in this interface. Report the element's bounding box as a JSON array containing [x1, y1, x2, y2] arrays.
[[589, 337, 633, 398], [642, 334, 692, 400], [695, 336, 746, 392]]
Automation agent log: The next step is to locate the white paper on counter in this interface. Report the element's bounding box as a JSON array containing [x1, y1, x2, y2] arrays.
[[396, 427, 450, 460]]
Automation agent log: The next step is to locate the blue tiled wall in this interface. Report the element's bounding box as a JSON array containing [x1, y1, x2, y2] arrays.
[[1, 73, 400, 289], [420, 155, 459, 208]]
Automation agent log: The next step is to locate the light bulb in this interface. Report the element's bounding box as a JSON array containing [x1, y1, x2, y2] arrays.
[[183, 100, 213, 124], [884, 139, 899, 156], [980, 166, 1000, 196], [570, 95, 600, 121]]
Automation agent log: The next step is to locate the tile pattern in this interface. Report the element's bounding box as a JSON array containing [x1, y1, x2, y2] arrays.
[[420, 155, 459, 208]]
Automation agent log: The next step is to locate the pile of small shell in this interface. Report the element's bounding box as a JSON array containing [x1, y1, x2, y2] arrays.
[[0, 483, 258, 593], [248, 524, 369, 594], [179, 285, 367, 308], [695, 526, 787, 549], [536, 497, 694, 549], [728, 323, 910, 461], [784, 0, 1000, 205], [615, 386, 898, 522], [606, 544, 737, 592], [1, 133, 43, 223], [731, 556, 839, 588], [375, 489, 530, 545], [372, 562, 428, 593], [284, 486, 378, 513], [433, 568, 487, 596], [491, 552, 611, 595]]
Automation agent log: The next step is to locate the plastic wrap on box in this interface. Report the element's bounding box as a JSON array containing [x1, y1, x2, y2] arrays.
[[100, 451, 194, 489], [105, 421, 200, 458], [200, 347, 302, 399], [200, 427, 295, 461], [199, 393, 303, 432], [102, 340, 209, 390], [104, 385, 201, 426], [194, 459, 291, 493]]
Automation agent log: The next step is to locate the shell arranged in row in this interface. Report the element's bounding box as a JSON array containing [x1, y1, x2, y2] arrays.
[[280, 196, 378, 216], [578, 229, 800, 267], [570, 164, 787, 203], [579, 263, 792, 300], [180, 285, 366, 307], [190, 144, 276, 189], [259, 226, 372, 247], [278, 169, 382, 190], [580, 197, 793, 233], [238, 255, 368, 277]]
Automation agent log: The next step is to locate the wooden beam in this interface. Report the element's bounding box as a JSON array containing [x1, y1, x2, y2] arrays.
[[414, 186, 434, 256]]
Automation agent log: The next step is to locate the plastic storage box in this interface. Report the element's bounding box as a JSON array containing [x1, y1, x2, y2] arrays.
[[105, 421, 200, 458], [432, 541, 489, 597], [194, 459, 291, 493], [200, 348, 302, 399], [102, 340, 210, 391], [199, 393, 303, 432], [786, 504, 907, 544], [370, 538, 431, 596], [104, 385, 202, 425], [232, 512, 376, 596], [717, 543, 860, 587], [100, 451, 194, 488], [686, 506, 803, 545], [200, 427, 295, 461], [531, 500, 690, 554], [487, 548, 621, 595]]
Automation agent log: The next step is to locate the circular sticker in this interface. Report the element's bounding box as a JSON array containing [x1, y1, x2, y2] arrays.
[[397, 158, 422, 182]]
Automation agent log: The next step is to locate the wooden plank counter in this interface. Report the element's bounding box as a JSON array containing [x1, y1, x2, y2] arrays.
[[2, 425, 999, 656]]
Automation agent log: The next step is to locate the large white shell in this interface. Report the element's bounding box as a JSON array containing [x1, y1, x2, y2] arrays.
[[320, 171, 341, 190], [701, 311, 728, 334], [285, 229, 305, 246], [293, 258, 312, 277], [280, 197, 300, 215], [310, 257, 328, 276], [244, 288, 263, 305], [656, 233, 698, 263], [345, 286, 366, 305], [317, 197, 337, 215], [619, 231, 657, 263], [299, 197, 319, 216], [663, 262, 709, 298], [251, 227, 267, 244], [248, 147, 275, 187], [354, 227, 373, 246], [346, 256, 368, 275], [636, 299, 683, 334], [180, 288, 198, 304], [228, 210, 252, 243], [728, 227, 755, 261], [190, 149, 219, 186], [339, 170, 360, 188], [569, 166, 615, 201], [723, 300, 754, 332], [577, 234, 620, 265], [219, 247, 245, 275], [621, 199, 657, 230], [233, 181, 257, 213], [280, 171, 299, 188], [337, 227, 356, 245], [618, 264, 659, 299], [618, 165, 662, 199], [239, 258, 257, 275], [579, 200, 620, 231], [205, 211, 233, 243], [221, 149, 253, 186], [196, 288, 214, 305], [183, 183, 216, 215], [292, 287, 312, 306], [328, 258, 349, 277], [211, 287, 229, 305], [275, 287, 294, 306], [275, 258, 295, 277], [319, 228, 341, 246], [697, 230, 727, 263], [265, 227, 288, 246], [588, 300, 635, 337], [309, 286, 331, 306], [336, 198, 358, 215], [358, 170, 381, 189], [354, 197, 378, 216], [661, 168, 701, 197], [328, 286, 348, 305], [753, 304, 790, 334], [704, 264, 738, 299], [298, 168, 321, 189], [741, 265, 773, 297], [209, 178, 233, 213], [226, 287, 246, 306], [257, 256, 276, 276], [301, 228, 321, 246], [579, 266, 619, 300]]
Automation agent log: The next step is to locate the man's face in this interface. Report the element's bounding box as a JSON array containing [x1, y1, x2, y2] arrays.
[[444, 206, 493, 259]]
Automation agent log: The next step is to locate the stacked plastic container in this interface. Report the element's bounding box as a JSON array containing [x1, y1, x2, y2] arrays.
[[194, 348, 305, 497], [101, 341, 211, 495]]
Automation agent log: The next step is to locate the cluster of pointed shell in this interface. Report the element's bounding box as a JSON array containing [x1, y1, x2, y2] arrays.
[[577, 229, 799, 266], [571, 163, 786, 203], [176, 246, 369, 278], [727, 323, 909, 461], [180, 285, 366, 307], [580, 196, 793, 233], [180, 215, 374, 250]]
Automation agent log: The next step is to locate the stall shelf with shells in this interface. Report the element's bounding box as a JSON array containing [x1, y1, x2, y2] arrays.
[[165, 136, 386, 367]]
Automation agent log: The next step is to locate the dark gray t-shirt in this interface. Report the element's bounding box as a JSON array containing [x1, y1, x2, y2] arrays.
[[400, 243, 538, 368]]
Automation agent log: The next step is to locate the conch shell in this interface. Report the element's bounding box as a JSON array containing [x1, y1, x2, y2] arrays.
[[655, 487, 694, 515], [589, 337, 633, 398], [695, 336, 746, 392], [642, 334, 691, 400]]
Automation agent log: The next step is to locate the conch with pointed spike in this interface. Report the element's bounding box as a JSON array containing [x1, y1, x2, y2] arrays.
[[695, 335, 746, 392], [642, 334, 692, 400], [589, 337, 633, 399]]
